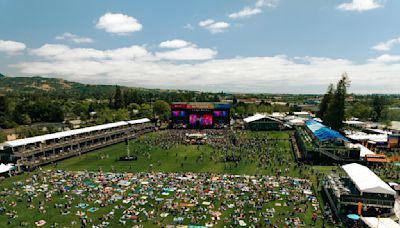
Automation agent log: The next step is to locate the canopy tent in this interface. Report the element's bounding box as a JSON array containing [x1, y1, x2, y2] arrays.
[[287, 118, 307, 126], [347, 143, 375, 157], [305, 120, 349, 142], [2, 118, 150, 148], [243, 114, 283, 124], [0, 163, 15, 174], [346, 132, 388, 144], [342, 163, 396, 196], [361, 217, 400, 228], [243, 114, 267, 123], [343, 120, 366, 128]]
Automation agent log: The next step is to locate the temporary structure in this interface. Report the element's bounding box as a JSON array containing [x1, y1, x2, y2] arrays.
[[342, 163, 396, 196]]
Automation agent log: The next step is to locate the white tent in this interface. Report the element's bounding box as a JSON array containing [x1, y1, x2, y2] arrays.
[[0, 163, 14, 174], [361, 217, 400, 228], [347, 143, 375, 157], [243, 114, 283, 124], [346, 133, 388, 144], [243, 114, 267, 123], [342, 163, 396, 196]]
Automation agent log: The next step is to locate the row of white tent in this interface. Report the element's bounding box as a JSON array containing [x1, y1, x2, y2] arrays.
[[345, 130, 389, 144], [0, 118, 151, 148]]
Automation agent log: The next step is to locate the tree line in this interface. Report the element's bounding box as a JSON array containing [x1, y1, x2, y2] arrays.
[[317, 73, 400, 131]]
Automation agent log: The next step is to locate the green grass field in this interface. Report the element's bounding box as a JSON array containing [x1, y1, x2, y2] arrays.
[[51, 132, 298, 176], [0, 130, 328, 227]]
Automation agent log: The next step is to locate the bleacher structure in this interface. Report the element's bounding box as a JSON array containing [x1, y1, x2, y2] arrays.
[[294, 120, 360, 164], [0, 118, 154, 171]]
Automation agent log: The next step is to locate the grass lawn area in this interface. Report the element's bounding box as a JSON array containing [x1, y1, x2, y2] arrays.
[[50, 132, 297, 176], [241, 131, 291, 139], [0, 130, 327, 227]]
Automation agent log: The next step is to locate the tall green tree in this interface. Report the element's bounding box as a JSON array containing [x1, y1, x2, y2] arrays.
[[232, 96, 238, 105], [325, 73, 350, 130], [318, 84, 334, 120], [0, 130, 6, 143], [113, 86, 125, 109], [0, 96, 10, 115], [212, 94, 220, 102], [371, 96, 386, 122], [246, 104, 257, 115], [153, 100, 171, 121]]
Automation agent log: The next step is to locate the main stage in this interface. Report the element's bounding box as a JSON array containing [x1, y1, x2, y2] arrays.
[[171, 102, 230, 129]]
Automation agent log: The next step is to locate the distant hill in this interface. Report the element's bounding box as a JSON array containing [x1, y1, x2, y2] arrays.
[[0, 73, 207, 97], [0, 73, 147, 96]]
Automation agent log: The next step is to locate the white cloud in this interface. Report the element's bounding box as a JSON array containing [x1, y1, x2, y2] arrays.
[[199, 19, 215, 27], [155, 47, 217, 61], [207, 22, 230, 33], [229, 0, 279, 20], [255, 0, 280, 8], [368, 54, 400, 64], [55, 33, 94, 44], [229, 7, 262, 19], [30, 44, 153, 61], [183, 24, 194, 30], [105, 46, 152, 60], [199, 19, 230, 34], [96, 12, 142, 35], [30, 44, 101, 60], [372, 37, 400, 51], [0, 40, 26, 55], [11, 43, 400, 93], [159, 39, 192, 49], [337, 0, 382, 12]]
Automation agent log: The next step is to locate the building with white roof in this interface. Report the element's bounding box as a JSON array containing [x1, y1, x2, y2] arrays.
[[345, 130, 388, 145], [342, 163, 396, 196], [346, 143, 375, 158], [243, 114, 285, 131], [293, 111, 312, 119], [361, 217, 400, 228], [344, 120, 366, 128], [324, 163, 396, 220], [0, 118, 153, 171]]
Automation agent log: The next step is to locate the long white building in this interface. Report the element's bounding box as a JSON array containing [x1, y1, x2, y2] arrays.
[[0, 118, 154, 171]]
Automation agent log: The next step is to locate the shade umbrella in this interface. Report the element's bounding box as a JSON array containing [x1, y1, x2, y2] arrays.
[[347, 214, 360, 220]]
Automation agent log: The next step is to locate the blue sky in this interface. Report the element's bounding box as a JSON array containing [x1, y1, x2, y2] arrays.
[[0, 0, 400, 93]]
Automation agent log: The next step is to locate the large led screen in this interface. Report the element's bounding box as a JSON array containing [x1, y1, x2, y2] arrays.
[[189, 114, 213, 125], [172, 111, 185, 117], [189, 114, 199, 125], [200, 114, 213, 125], [213, 111, 227, 117]]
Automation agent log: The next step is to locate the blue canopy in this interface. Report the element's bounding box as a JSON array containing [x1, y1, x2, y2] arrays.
[[305, 120, 348, 142]]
